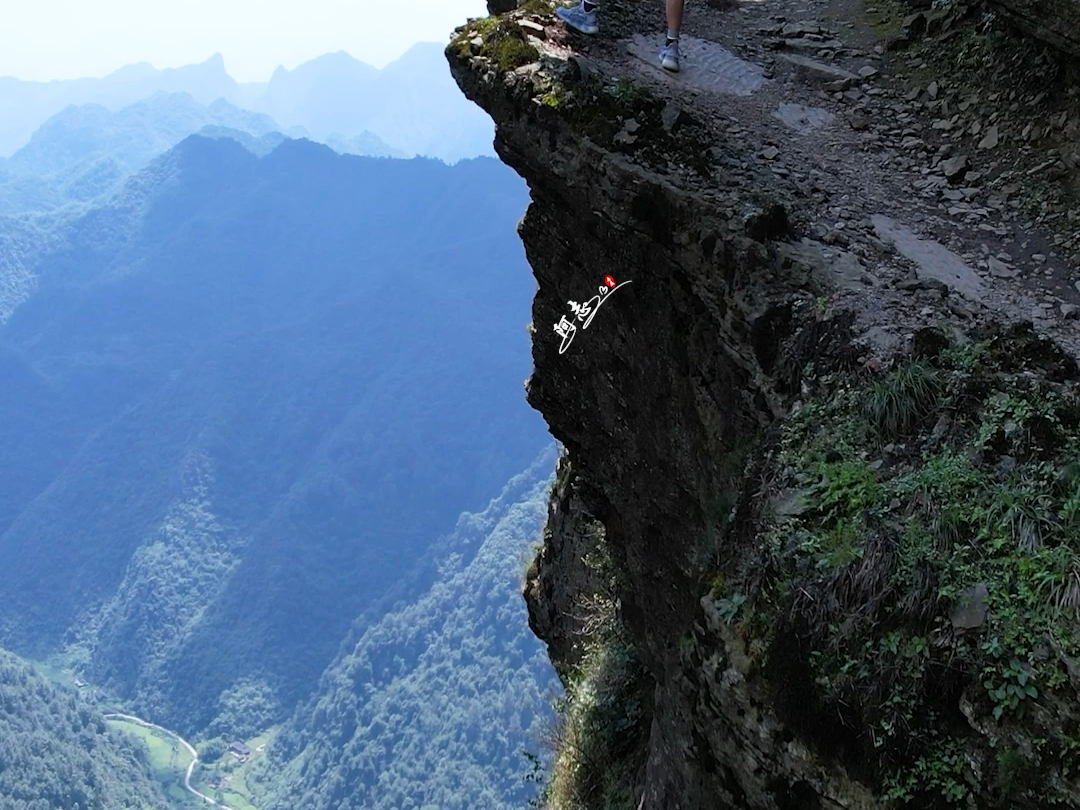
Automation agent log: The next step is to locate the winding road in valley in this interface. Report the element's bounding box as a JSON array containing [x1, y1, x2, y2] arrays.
[[103, 713, 238, 810]]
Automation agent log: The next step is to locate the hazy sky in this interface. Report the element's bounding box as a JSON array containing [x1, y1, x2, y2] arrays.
[[1, 0, 490, 83]]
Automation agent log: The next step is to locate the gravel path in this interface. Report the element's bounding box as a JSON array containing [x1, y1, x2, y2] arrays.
[[527, 0, 1080, 359]]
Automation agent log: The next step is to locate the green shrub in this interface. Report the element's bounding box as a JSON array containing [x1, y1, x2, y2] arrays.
[[730, 324, 1080, 806], [540, 543, 650, 810], [200, 736, 227, 764]]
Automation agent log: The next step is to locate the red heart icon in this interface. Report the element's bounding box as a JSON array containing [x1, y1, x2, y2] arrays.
[[603, 275, 616, 288]]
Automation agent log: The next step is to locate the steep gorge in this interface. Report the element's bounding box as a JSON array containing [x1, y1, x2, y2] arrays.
[[0, 138, 550, 737], [449, 2, 1080, 808]]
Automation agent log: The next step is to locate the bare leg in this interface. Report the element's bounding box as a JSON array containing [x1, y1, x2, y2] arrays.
[[660, 0, 684, 71], [666, 0, 684, 38]]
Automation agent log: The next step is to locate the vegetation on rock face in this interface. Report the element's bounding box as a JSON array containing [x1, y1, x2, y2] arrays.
[[0, 649, 167, 810], [454, 16, 541, 71], [530, 530, 653, 810], [715, 321, 1080, 808]]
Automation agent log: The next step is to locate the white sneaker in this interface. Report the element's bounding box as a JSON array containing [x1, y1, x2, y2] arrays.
[[659, 39, 681, 72], [556, 2, 599, 35]]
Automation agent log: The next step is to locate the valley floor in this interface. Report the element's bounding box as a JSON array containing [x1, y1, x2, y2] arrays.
[[106, 713, 268, 810], [105, 714, 231, 809]]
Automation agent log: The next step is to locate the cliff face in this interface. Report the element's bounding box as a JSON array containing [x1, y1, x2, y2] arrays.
[[449, 2, 1080, 808], [989, 0, 1080, 58], [447, 27, 883, 808]]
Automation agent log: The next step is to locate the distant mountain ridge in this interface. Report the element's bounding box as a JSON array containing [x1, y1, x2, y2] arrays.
[[0, 91, 401, 215], [0, 134, 547, 738], [244, 44, 494, 162], [0, 44, 494, 163], [5, 93, 279, 176], [0, 54, 240, 156]]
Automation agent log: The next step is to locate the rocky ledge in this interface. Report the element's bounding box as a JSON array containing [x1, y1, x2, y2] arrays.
[[448, 1, 1080, 808]]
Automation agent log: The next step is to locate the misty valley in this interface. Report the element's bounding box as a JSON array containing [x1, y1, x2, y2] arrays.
[[0, 35, 559, 810], [9, 0, 1080, 808]]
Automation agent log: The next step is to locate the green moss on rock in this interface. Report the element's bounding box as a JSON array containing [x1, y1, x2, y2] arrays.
[[489, 34, 541, 71], [452, 15, 540, 71], [549, 74, 716, 176]]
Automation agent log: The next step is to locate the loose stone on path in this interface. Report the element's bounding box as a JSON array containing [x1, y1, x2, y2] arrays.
[[872, 215, 987, 302], [977, 124, 999, 149]]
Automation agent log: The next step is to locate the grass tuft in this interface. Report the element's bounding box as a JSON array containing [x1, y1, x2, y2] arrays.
[[863, 360, 942, 437], [533, 543, 651, 810]]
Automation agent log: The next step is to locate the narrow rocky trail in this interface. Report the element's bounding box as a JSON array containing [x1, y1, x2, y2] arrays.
[[452, 7, 1080, 807], [518, 0, 1079, 360]]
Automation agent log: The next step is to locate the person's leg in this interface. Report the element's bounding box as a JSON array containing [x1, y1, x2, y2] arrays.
[[666, 0, 684, 40], [556, 1, 600, 35], [659, 0, 684, 71]]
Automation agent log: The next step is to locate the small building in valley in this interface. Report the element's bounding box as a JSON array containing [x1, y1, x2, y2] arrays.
[[229, 741, 252, 760]]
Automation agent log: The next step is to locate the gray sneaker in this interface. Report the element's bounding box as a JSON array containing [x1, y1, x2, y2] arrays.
[[659, 39, 681, 72], [556, 2, 599, 35]]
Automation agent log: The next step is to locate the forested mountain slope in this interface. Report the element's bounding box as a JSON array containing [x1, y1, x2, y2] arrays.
[[253, 446, 560, 810], [0, 649, 167, 810], [0, 93, 280, 215], [0, 136, 548, 736], [4, 93, 278, 177]]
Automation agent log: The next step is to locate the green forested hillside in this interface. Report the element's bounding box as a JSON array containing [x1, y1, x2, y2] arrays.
[[0, 136, 548, 737], [0, 216, 38, 322], [0, 650, 167, 810], [252, 446, 561, 810]]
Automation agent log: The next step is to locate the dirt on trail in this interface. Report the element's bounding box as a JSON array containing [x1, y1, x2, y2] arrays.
[[512, 0, 1080, 360]]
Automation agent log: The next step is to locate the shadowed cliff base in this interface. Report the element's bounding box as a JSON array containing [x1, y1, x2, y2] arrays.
[[449, 1, 1080, 808]]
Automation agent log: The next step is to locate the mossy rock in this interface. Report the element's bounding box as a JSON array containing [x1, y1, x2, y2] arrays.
[[452, 15, 541, 71]]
